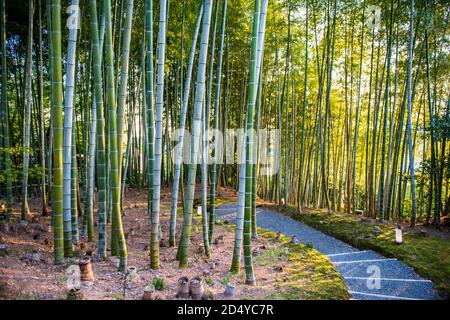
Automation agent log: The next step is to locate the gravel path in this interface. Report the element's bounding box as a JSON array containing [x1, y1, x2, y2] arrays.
[[216, 202, 441, 300]]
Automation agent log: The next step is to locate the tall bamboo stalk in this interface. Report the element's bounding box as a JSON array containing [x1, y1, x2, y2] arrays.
[[117, 0, 134, 188], [406, 0, 417, 227], [50, 0, 64, 264], [178, 0, 213, 268], [145, 0, 155, 257], [169, 3, 203, 247], [21, 0, 34, 221], [150, 0, 168, 270], [104, 0, 127, 270], [209, 0, 227, 241], [62, 0, 80, 256], [0, 0, 13, 216]]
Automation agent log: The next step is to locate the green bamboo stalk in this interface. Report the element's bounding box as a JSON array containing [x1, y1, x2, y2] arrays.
[[242, 0, 261, 286], [21, 0, 34, 221], [37, 0, 49, 216], [145, 0, 155, 254], [209, 0, 226, 242], [178, 0, 213, 268], [89, 0, 108, 257], [0, 0, 13, 216], [297, 0, 308, 213], [169, 3, 203, 247], [104, 0, 128, 270], [406, 0, 417, 227], [50, 0, 64, 264], [62, 0, 80, 256], [71, 105, 79, 243], [249, 0, 267, 240], [377, 0, 394, 222], [200, 92, 211, 257], [116, 0, 134, 189], [150, 0, 168, 270]]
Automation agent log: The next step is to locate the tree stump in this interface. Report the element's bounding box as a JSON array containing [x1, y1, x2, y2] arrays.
[[176, 276, 189, 299], [189, 277, 204, 300], [78, 257, 95, 281]]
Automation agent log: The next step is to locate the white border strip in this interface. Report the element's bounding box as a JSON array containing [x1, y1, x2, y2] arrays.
[[349, 291, 422, 300], [333, 258, 396, 265], [345, 277, 432, 283], [327, 250, 371, 257]]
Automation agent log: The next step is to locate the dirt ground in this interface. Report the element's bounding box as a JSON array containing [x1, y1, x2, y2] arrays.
[[0, 187, 300, 300]]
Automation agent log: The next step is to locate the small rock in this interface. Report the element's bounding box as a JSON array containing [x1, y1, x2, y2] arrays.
[[193, 245, 203, 254], [21, 251, 41, 263], [0, 244, 8, 256], [209, 261, 218, 270], [0, 223, 9, 233], [373, 226, 382, 234], [16, 222, 28, 235], [203, 268, 211, 276], [110, 256, 120, 268], [82, 281, 94, 287], [213, 234, 224, 245], [90, 255, 101, 263]]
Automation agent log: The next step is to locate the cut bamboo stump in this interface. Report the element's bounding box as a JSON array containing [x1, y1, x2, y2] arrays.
[[78, 257, 95, 281], [176, 276, 189, 299], [142, 285, 158, 300], [190, 277, 204, 300], [224, 281, 236, 297]]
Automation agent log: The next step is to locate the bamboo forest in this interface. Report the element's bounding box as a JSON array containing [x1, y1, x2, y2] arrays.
[[0, 0, 449, 303]]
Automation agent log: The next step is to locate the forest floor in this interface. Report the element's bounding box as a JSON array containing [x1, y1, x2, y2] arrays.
[[266, 204, 450, 299], [0, 187, 348, 300]]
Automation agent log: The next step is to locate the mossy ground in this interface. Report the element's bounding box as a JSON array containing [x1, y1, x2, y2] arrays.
[[256, 229, 350, 300], [267, 204, 450, 299], [213, 220, 350, 300]]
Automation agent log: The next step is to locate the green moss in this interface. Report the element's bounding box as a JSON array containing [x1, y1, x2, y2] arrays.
[[214, 222, 348, 299], [255, 246, 288, 266], [257, 229, 350, 300], [269, 204, 450, 299]]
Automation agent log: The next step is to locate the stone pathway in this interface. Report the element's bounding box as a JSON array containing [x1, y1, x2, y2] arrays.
[[216, 202, 441, 300]]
